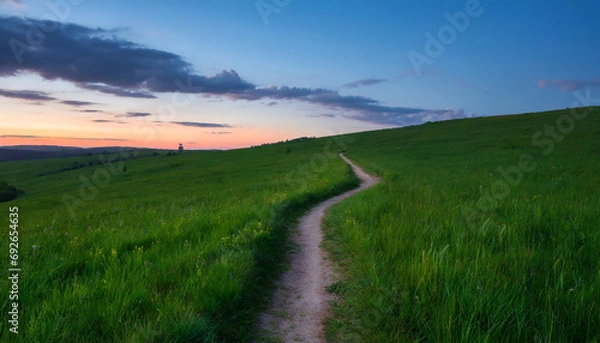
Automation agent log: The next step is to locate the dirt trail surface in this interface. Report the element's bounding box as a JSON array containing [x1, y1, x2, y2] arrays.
[[256, 154, 379, 342]]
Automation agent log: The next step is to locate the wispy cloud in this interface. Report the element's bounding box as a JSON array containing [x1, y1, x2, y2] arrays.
[[82, 83, 156, 99], [538, 79, 600, 92], [61, 100, 96, 107], [342, 70, 439, 89], [92, 119, 127, 124], [0, 134, 39, 138], [119, 112, 152, 118], [307, 113, 336, 118], [0, 90, 104, 110], [0, 89, 55, 101], [206, 131, 232, 135], [229, 86, 427, 126], [171, 121, 232, 128], [0, 134, 128, 141], [342, 77, 387, 89]]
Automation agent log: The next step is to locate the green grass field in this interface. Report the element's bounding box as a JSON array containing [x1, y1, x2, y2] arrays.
[[1, 107, 599, 342], [0, 137, 358, 342], [323, 107, 600, 342]]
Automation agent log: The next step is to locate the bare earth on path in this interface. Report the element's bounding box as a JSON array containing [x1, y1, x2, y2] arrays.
[[256, 154, 379, 343]]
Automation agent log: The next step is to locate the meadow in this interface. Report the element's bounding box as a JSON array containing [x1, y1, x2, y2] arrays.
[[1, 106, 598, 342], [0, 137, 358, 342], [323, 107, 600, 342]]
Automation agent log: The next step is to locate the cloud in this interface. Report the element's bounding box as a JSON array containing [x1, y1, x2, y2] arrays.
[[61, 100, 96, 107], [0, 89, 102, 110], [230, 86, 330, 101], [307, 113, 336, 118], [229, 86, 427, 126], [0, 16, 466, 127], [0, 134, 39, 138], [92, 119, 126, 124], [119, 111, 151, 118], [538, 79, 600, 92], [79, 109, 103, 113], [412, 108, 467, 123], [171, 121, 232, 128], [342, 77, 387, 89], [0, 88, 55, 101], [342, 71, 439, 89], [81, 83, 157, 99], [207, 131, 232, 134], [1, 16, 254, 97], [0, 134, 127, 141]]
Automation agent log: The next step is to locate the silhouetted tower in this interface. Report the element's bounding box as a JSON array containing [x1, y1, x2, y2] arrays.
[[178, 143, 184, 152]]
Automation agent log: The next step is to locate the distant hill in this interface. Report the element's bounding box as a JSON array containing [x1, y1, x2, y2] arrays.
[[0, 145, 145, 162]]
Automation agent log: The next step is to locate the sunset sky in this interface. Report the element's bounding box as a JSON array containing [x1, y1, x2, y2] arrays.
[[1, 0, 599, 150]]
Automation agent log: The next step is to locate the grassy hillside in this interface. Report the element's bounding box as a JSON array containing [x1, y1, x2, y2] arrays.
[[2, 106, 598, 342], [324, 107, 600, 342], [0, 137, 357, 342]]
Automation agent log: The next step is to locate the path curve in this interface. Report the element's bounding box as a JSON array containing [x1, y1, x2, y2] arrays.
[[256, 154, 379, 342]]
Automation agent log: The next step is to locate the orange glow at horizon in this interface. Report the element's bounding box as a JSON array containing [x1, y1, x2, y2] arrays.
[[0, 126, 296, 150]]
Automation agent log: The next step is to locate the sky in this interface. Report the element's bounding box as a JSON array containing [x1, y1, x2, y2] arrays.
[[0, 0, 599, 150]]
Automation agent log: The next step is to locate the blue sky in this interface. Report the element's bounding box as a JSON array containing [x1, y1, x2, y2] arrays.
[[0, 0, 599, 149]]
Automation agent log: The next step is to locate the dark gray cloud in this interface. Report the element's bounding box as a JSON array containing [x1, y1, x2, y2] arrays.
[[0, 16, 466, 127], [229, 86, 425, 126], [0, 90, 103, 110], [342, 77, 387, 89], [307, 113, 336, 118], [82, 83, 156, 99], [172, 121, 232, 128], [0, 88, 55, 101], [120, 112, 151, 118], [92, 119, 126, 124], [1, 16, 254, 97], [231, 86, 332, 101], [61, 100, 96, 107], [79, 109, 103, 113]]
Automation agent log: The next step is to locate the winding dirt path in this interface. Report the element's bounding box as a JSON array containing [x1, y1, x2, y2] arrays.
[[256, 154, 379, 342]]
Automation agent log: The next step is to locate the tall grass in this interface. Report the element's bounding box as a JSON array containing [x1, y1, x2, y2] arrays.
[[0, 138, 357, 342], [324, 107, 600, 342]]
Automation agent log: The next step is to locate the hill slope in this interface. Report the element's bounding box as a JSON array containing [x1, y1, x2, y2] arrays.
[[324, 106, 600, 342], [0, 138, 358, 342], [1, 106, 598, 342]]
